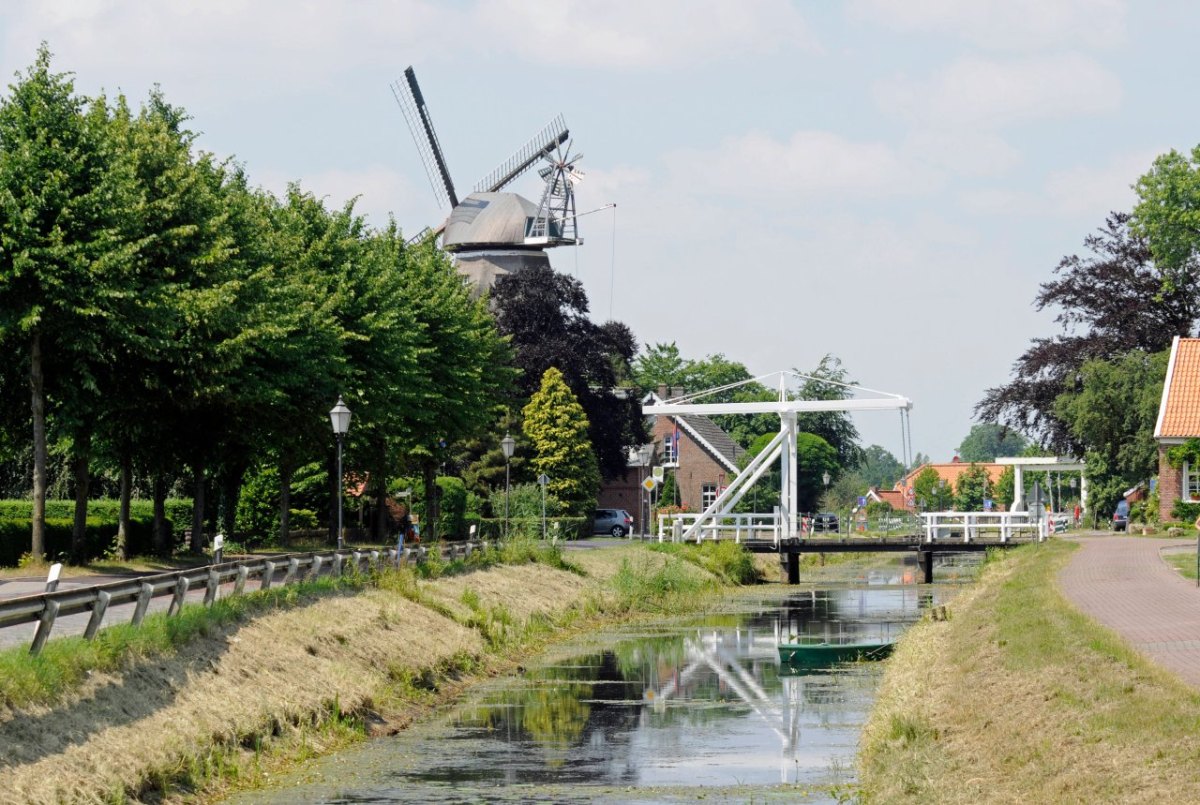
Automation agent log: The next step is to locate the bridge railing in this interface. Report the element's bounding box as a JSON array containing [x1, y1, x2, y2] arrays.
[[657, 513, 780, 545], [918, 511, 1045, 543], [0, 541, 487, 656]]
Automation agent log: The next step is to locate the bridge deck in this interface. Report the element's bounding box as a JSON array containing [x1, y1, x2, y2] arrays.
[[738, 536, 1029, 554]]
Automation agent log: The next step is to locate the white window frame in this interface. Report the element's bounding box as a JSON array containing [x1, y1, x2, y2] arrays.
[[702, 483, 718, 510], [664, 432, 678, 464], [1185, 461, 1200, 501]]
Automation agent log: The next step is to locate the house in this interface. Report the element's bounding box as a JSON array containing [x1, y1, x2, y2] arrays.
[[882, 459, 1007, 511], [1154, 336, 1200, 521], [645, 390, 744, 512], [596, 443, 657, 531]]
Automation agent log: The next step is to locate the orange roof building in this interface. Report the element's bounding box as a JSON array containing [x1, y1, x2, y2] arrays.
[[1154, 336, 1200, 521]]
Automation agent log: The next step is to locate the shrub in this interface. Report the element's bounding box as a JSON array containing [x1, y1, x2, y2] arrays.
[[1171, 499, 1200, 523], [436, 476, 468, 539], [0, 515, 159, 566]]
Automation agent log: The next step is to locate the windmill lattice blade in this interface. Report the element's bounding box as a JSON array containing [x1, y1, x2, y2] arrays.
[[390, 66, 458, 208], [474, 115, 569, 193]]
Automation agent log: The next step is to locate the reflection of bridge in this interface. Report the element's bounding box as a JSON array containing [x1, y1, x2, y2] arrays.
[[644, 623, 887, 784]]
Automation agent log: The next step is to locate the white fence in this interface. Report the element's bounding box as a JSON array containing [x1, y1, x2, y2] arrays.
[[657, 513, 781, 544], [918, 511, 1048, 543]]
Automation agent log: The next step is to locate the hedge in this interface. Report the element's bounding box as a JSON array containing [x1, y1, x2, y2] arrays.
[[0, 515, 161, 566], [0, 499, 192, 539], [464, 516, 589, 540]]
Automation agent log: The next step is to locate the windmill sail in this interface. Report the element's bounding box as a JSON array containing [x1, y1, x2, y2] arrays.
[[474, 115, 569, 193], [390, 66, 458, 208]]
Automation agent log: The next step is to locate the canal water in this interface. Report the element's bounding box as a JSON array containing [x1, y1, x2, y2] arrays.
[[229, 561, 963, 804]]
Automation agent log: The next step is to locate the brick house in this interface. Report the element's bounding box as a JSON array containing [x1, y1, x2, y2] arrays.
[[596, 443, 656, 532], [645, 391, 743, 512], [1154, 336, 1200, 521]]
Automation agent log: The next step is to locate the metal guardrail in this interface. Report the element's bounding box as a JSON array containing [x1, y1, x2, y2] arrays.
[[0, 541, 489, 655]]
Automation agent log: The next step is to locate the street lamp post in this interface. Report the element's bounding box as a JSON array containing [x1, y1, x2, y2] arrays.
[[500, 433, 515, 540], [329, 396, 352, 550]]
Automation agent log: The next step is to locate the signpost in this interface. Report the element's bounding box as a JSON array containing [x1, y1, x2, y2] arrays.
[[538, 473, 550, 539]]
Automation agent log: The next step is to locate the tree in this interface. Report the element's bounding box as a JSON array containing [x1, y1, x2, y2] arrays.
[[492, 264, 644, 480], [994, 466, 1015, 510], [859, 444, 905, 489], [1054, 350, 1167, 518], [957, 424, 1028, 463], [794, 355, 863, 469], [978, 213, 1196, 452], [1133, 146, 1200, 289], [523, 367, 600, 517], [0, 45, 123, 559], [913, 467, 953, 511], [796, 432, 839, 512], [954, 464, 990, 511]]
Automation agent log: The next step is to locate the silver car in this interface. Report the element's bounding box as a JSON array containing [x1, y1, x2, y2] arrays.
[[593, 508, 634, 537]]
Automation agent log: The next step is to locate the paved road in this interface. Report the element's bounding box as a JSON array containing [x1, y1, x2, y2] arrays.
[[1059, 535, 1200, 688]]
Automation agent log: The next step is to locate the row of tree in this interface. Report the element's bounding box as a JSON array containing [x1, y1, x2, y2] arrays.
[[0, 47, 513, 559]]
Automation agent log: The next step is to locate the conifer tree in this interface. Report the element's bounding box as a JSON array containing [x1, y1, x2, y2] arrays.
[[522, 367, 599, 517]]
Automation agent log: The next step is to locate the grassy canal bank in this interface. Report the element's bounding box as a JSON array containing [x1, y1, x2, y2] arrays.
[[0, 539, 757, 804], [859, 539, 1200, 803]]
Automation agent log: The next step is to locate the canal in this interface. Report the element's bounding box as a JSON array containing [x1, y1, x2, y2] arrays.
[[229, 558, 967, 803]]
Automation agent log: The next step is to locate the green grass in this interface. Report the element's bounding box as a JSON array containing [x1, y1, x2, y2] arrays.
[[0, 574, 364, 711], [1166, 550, 1200, 581], [860, 539, 1200, 803], [646, 540, 760, 584]]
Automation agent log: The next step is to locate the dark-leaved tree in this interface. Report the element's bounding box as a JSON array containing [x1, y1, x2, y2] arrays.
[[491, 263, 644, 480], [977, 212, 1197, 452]]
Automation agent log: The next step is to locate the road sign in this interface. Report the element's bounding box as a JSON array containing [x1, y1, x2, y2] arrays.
[[984, 499, 993, 511], [652, 466, 665, 482], [857, 496, 867, 507], [537, 473, 550, 486], [642, 477, 657, 492]]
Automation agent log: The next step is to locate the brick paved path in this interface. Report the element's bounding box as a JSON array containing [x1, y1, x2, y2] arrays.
[[1059, 535, 1200, 688]]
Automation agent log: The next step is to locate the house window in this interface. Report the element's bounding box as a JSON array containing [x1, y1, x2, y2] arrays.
[[1185, 462, 1200, 501], [664, 432, 678, 463], [702, 484, 718, 510]]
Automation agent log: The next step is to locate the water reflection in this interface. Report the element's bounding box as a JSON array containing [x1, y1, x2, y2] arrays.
[[229, 583, 949, 804]]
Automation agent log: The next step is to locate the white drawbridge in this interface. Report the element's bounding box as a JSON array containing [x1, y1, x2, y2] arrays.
[[643, 371, 912, 542]]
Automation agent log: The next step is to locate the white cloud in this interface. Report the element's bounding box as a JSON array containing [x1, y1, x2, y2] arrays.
[[664, 130, 937, 200], [903, 129, 1022, 178], [470, 0, 819, 69], [877, 53, 1122, 128], [850, 0, 1126, 50], [1043, 149, 1157, 216], [959, 149, 1157, 218]]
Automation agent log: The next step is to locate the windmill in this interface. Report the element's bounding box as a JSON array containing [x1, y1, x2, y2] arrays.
[[390, 66, 583, 288]]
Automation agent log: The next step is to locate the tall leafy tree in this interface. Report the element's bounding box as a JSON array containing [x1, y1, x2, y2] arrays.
[[1054, 350, 1167, 516], [956, 423, 1028, 463], [859, 444, 905, 489], [794, 355, 863, 469], [0, 45, 123, 558], [523, 367, 599, 516], [913, 466, 953, 511], [1133, 146, 1200, 291]]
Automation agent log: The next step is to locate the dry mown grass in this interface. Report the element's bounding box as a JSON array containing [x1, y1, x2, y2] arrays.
[[0, 544, 662, 804], [859, 541, 1200, 803]]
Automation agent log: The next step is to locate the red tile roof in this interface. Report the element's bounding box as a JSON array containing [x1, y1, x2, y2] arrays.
[[900, 462, 1006, 490], [1157, 337, 1200, 438]]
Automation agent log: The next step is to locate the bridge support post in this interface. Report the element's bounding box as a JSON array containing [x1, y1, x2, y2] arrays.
[[920, 550, 935, 584], [780, 551, 800, 584]]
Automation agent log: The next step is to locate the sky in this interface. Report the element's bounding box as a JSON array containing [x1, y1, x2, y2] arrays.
[[1, 1, 1194, 462]]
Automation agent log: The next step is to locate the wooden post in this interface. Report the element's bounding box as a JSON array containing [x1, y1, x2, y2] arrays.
[[168, 576, 189, 616], [131, 582, 154, 626], [921, 550, 935, 584]]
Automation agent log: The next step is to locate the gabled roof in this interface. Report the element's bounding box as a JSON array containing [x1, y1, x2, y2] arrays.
[[643, 392, 744, 474], [1155, 336, 1200, 439], [676, 413, 745, 473]]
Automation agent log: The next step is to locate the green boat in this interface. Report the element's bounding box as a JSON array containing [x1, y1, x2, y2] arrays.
[[777, 639, 894, 668]]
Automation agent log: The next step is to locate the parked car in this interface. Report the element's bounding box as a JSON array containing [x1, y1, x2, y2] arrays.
[[594, 508, 634, 537], [811, 512, 840, 533], [1112, 499, 1130, 532]]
